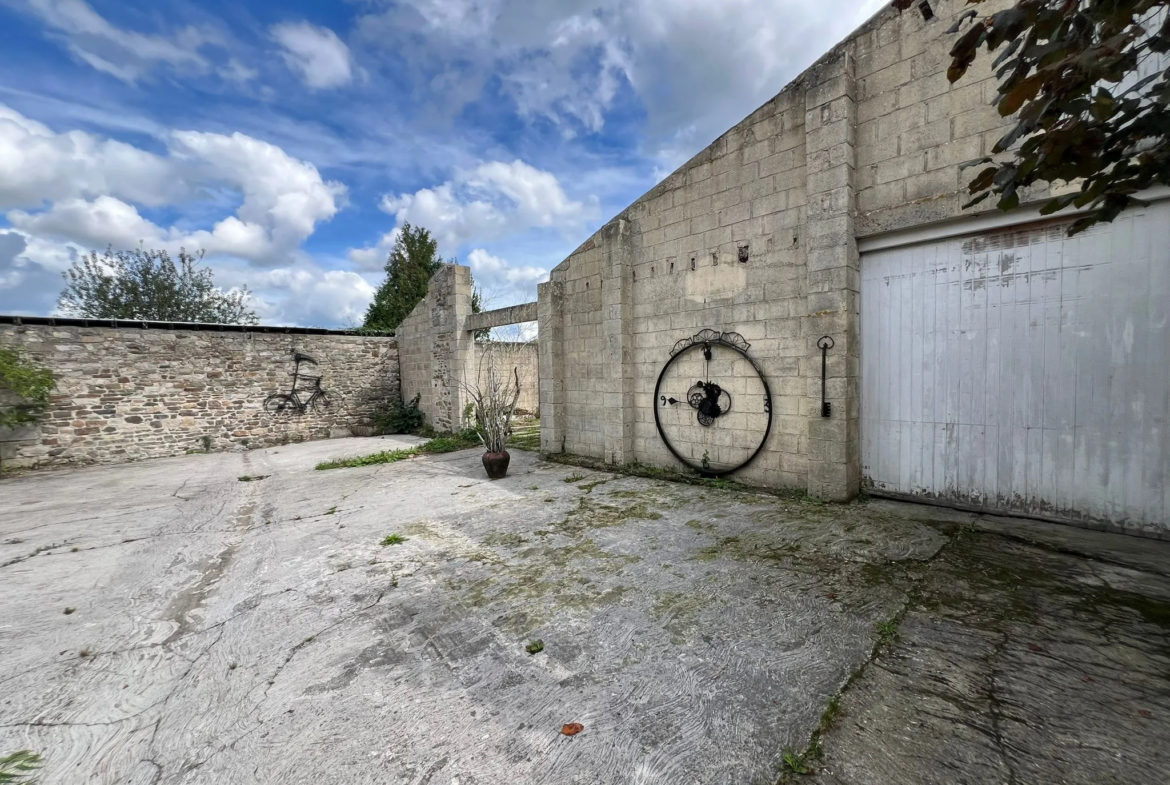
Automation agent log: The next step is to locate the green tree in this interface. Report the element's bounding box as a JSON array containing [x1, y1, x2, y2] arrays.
[[58, 247, 258, 324], [0, 347, 54, 475], [363, 223, 449, 332], [928, 0, 1170, 235]]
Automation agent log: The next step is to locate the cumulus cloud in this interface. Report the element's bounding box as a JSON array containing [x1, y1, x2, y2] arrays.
[[375, 159, 598, 252], [230, 265, 377, 327], [0, 104, 181, 209], [467, 248, 546, 290], [0, 230, 62, 315], [347, 228, 400, 271], [0, 104, 347, 265], [272, 22, 355, 89], [21, 0, 217, 82]]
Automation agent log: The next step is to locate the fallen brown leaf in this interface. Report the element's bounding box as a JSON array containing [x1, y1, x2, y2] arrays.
[[561, 722, 584, 736]]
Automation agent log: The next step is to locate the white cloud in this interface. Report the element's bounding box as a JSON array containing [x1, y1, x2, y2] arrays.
[[0, 104, 181, 209], [347, 228, 400, 271], [218, 58, 258, 83], [358, 0, 888, 147], [235, 265, 377, 327], [22, 0, 217, 82], [376, 159, 598, 252], [7, 196, 168, 251], [0, 104, 347, 265], [467, 247, 547, 290], [272, 22, 355, 90], [171, 130, 348, 254]]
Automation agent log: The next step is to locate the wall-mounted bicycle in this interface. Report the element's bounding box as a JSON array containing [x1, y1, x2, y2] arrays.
[[264, 351, 331, 415]]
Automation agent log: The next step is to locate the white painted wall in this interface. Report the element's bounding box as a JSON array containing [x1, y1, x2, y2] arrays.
[[860, 200, 1170, 536]]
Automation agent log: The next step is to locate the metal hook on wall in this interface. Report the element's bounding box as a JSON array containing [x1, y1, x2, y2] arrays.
[[817, 336, 834, 418]]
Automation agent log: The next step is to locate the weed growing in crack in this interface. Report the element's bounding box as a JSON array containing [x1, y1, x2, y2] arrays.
[[563, 474, 586, 483], [0, 750, 43, 783], [381, 533, 406, 546], [237, 475, 269, 482], [324, 507, 338, 516], [526, 639, 545, 654], [782, 738, 822, 775], [875, 619, 900, 648]]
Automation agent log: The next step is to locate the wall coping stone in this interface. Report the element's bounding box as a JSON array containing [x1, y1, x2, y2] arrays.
[[0, 314, 394, 337]]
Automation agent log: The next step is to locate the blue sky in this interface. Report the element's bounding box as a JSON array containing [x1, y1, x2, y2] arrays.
[[0, 0, 886, 327]]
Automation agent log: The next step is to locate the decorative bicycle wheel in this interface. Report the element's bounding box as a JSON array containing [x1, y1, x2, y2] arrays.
[[309, 392, 332, 412], [263, 393, 297, 415], [654, 329, 772, 476]]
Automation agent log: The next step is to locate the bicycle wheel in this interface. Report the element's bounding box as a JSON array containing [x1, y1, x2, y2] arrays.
[[264, 393, 296, 414], [309, 391, 332, 412]]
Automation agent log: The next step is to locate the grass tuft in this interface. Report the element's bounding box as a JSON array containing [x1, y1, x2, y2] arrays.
[[380, 533, 407, 546], [315, 433, 481, 470], [0, 750, 43, 783], [525, 639, 545, 654]]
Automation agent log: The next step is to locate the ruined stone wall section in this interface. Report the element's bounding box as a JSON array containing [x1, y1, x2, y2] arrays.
[[540, 0, 1027, 497], [0, 324, 398, 470], [396, 265, 473, 433]]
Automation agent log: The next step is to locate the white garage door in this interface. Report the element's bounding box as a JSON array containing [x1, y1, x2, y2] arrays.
[[860, 201, 1170, 534]]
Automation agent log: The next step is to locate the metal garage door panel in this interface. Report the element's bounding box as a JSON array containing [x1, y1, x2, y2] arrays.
[[860, 202, 1170, 536]]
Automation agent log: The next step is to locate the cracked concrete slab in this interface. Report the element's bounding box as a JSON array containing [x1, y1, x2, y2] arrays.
[[0, 439, 1167, 784]]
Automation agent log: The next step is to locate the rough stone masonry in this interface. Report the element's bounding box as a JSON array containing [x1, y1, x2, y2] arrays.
[[0, 319, 399, 470]]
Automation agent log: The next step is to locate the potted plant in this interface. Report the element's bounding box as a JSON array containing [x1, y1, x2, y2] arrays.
[[462, 358, 522, 480]]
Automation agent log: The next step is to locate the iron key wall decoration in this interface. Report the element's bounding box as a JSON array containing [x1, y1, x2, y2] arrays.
[[654, 329, 772, 476]]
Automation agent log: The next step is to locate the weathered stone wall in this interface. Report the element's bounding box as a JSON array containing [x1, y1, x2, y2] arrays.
[[471, 341, 540, 417], [0, 322, 398, 470], [540, 0, 1028, 497], [396, 265, 474, 433]]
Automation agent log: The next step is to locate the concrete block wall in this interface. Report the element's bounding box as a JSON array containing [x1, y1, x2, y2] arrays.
[[539, 0, 1029, 498], [0, 323, 398, 470], [396, 264, 474, 433]]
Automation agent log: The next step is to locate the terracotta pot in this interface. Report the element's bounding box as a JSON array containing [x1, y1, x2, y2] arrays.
[[482, 450, 511, 480]]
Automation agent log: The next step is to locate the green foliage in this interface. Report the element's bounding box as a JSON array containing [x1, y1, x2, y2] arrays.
[[363, 223, 448, 332], [875, 619, 901, 648], [315, 432, 481, 470], [374, 393, 426, 435], [932, 0, 1170, 234], [0, 750, 43, 784], [380, 533, 407, 546], [0, 347, 54, 430], [58, 247, 257, 323], [525, 639, 545, 654]]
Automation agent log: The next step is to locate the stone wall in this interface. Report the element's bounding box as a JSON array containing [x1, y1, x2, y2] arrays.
[[396, 265, 474, 433], [539, 0, 1031, 498], [0, 321, 398, 470]]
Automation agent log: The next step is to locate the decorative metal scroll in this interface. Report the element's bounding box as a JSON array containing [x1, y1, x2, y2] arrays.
[[669, 329, 750, 357], [263, 351, 333, 415]]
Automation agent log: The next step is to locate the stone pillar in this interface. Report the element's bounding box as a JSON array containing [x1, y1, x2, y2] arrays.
[[537, 274, 566, 454], [600, 217, 635, 465], [397, 264, 474, 434], [803, 48, 861, 501]]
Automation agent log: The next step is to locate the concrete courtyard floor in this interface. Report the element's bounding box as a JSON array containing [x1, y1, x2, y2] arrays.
[[1, 439, 1167, 785]]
